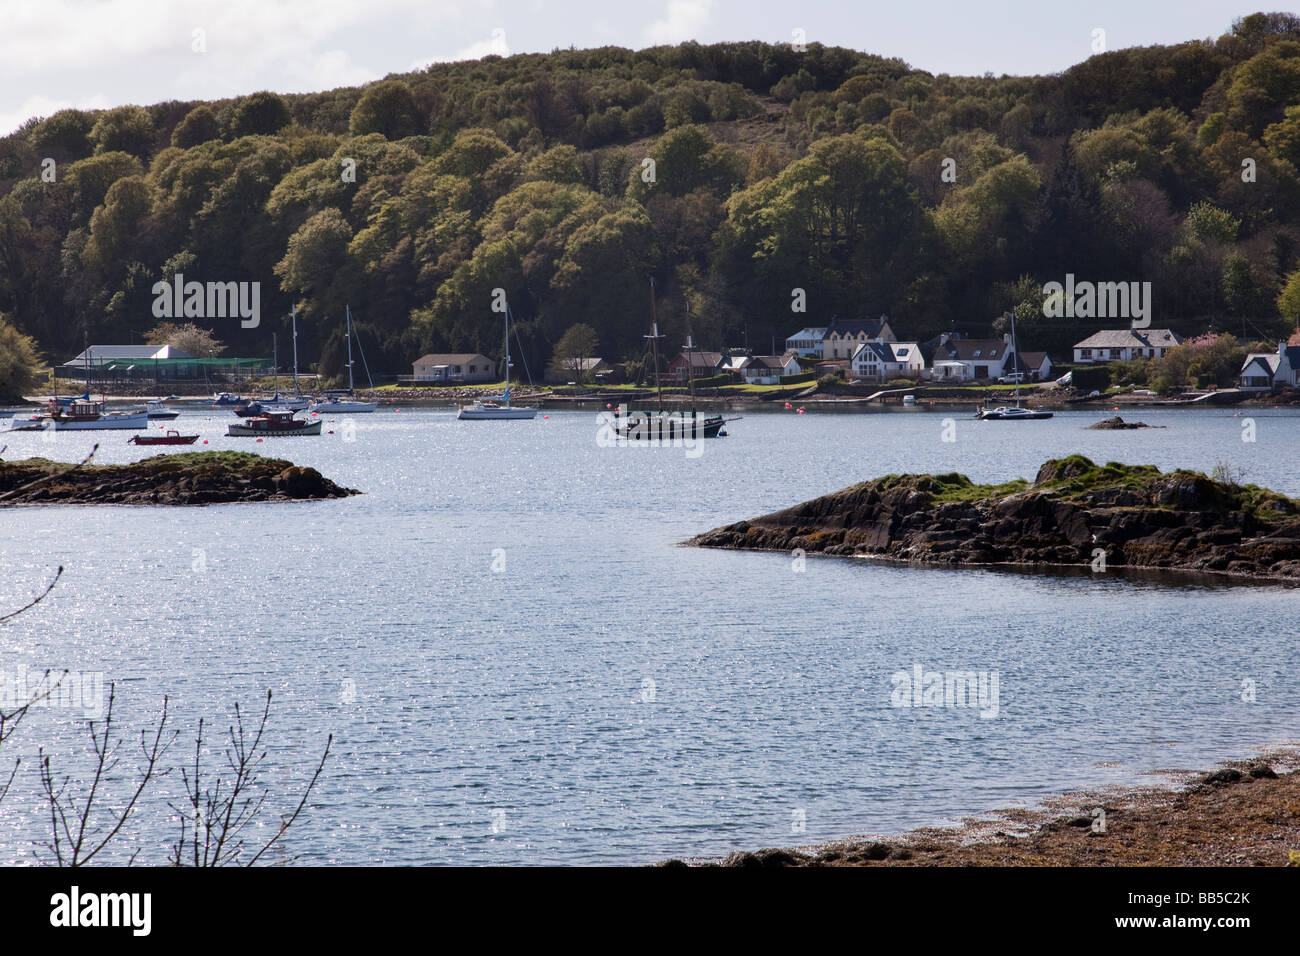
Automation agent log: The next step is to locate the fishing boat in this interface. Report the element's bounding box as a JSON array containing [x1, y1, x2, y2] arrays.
[[976, 310, 1053, 421], [226, 410, 322, 436], [129, 429, 198, 445], [310, 306, 377, 413], [48, 400, 148, 430], [457, 304, 537, 420]]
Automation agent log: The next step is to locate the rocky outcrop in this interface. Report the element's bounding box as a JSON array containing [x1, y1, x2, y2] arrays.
[[0, 452, 358, 505], [1086, 416, 1161, 429], [688, 456, 1300, 581]]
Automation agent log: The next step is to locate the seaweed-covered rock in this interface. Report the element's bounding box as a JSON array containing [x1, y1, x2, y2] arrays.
[[689, 457, 1300, 582], [0, 452, 358, 506]]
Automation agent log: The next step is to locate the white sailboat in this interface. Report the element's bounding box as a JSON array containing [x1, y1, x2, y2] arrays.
[[457, 305, 537, 420], [240, 308, 309, 415], [976, 310, 1053, 420], [311, 306, 378, 413]]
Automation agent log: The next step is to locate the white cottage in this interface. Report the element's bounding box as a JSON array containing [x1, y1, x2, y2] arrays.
[[850, 341, 925, 382]]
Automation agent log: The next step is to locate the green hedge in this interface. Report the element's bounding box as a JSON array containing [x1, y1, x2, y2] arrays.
[[778, 370, 816, 385], [1070, 366, 1112, 392]]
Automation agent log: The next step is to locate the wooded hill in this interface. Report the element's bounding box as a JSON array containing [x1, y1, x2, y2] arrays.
[[2, 11, 1300, 379]]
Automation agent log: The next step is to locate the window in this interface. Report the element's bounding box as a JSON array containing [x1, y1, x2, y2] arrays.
[[974, 349, 982, 357], [1081, 349, 1092, 358], [896, 348, 908, 356]]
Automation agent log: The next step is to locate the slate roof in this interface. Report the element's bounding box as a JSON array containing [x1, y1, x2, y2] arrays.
[[825, 315, 891, 338], [414, 353, 493, 365], [936, 338, 1009, 361], [1240, 353, 1280, 376], [1072, 329, 1181, 349]]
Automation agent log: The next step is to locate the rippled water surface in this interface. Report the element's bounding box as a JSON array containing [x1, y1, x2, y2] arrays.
[[0, 403, 1296, 864]]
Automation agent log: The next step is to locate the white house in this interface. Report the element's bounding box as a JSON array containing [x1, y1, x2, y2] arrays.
[[785, 327, 827, 357], [1072, 329, 1181, 363], [929, 333, 1015, 381], [821, 315, 896, 360], [1238, 352, 1281, 391], [413, 353, 497, 383], [1239, 341, 1300, 390], [850, 341, 925, 382]]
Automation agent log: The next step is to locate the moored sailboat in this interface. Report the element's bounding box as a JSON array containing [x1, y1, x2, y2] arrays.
[[311, 306, 377, 413], [457, 304, 537, 420], [976, 310, 1053, 421]]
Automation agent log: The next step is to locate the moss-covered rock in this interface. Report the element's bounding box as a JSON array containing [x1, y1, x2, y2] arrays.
[[689, 457, 1300, 582], [0, 452, 358, 505]]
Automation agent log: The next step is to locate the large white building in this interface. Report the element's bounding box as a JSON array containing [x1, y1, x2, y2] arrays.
[[821, 316, 895, 360], [1072, 329, 1181, 363], [850, 341, 925, 382]]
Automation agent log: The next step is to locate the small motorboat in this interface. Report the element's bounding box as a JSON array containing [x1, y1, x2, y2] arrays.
[[227, 410, 322, 436], [213, 392, 243, 405], [129, 429, 198, 445], [126, 400, 181, 419], [144, 401, 180, 420]]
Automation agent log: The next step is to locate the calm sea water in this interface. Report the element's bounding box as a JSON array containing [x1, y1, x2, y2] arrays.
[[0, 402, 1296, 865]]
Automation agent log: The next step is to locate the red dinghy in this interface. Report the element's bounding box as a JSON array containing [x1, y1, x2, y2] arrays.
[[129, 430, 199, 445]]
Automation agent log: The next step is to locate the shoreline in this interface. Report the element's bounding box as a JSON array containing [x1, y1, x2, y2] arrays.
[[673, 749, 1300, 867], [689, 542, 1300, 586], [12, 385, 1299, 411]]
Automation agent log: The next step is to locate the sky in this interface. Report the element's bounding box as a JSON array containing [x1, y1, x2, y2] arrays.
[[0, 0, 1272, 134]]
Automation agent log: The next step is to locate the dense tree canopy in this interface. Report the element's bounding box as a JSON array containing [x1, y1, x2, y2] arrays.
[[2, 14, 1300, 377]]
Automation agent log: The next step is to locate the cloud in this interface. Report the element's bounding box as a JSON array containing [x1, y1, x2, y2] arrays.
[[643, 0, 715, 45], [0, 92, 110, 135], [412, 27, 511, 69], [0, 0, 474, 133]]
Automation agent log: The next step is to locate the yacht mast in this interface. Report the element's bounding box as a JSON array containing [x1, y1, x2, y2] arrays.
[[503, 304, 512, 406], [346, 304, 355, 392], [646, 277, 663, 412]]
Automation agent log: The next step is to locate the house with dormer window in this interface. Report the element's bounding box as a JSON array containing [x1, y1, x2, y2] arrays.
[[820, 315, 896, 360], [850, 341, 925, 382]]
